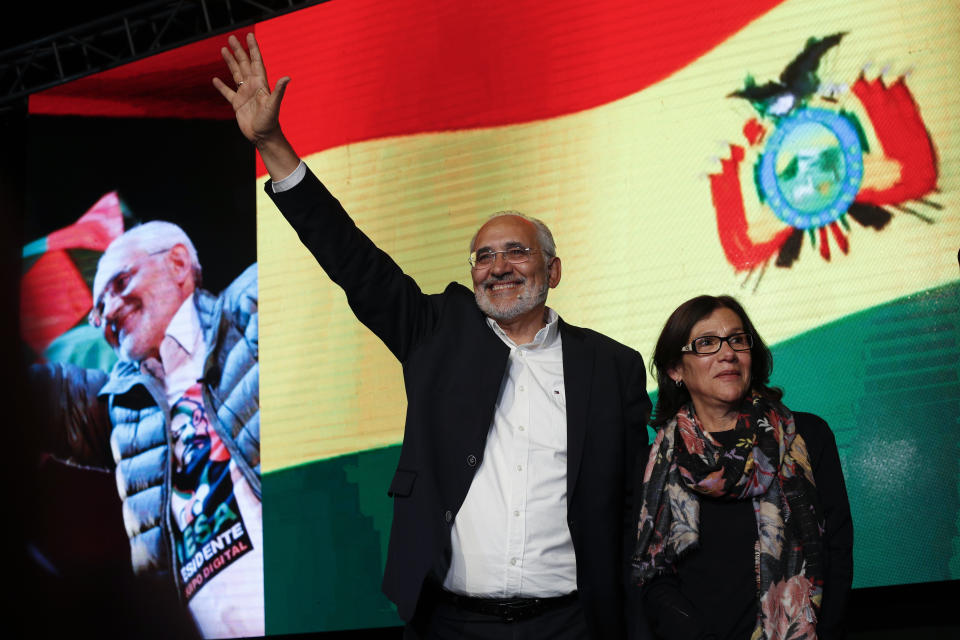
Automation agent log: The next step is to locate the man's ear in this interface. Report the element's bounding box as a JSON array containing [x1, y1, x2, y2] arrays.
[[547, 256, 562, 288], [165, 244, 194, 289]]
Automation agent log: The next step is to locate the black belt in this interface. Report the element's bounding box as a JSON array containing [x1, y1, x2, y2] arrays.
[[438, 589, 578, 622]]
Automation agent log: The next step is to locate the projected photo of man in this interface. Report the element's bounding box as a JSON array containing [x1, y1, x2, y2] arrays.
[[29, 220, 262, 639]]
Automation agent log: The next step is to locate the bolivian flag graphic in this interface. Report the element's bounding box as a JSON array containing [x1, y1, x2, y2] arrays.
[[27, 0, 960, 634], [251, 0, 957, 631]]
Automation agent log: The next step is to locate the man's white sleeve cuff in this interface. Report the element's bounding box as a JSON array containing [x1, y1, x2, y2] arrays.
[[270, 161, 307, 193]]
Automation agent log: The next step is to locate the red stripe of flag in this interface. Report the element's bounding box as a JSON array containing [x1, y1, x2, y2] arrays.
[[262, 0, 785, 170], [30, 0, 784, 176]]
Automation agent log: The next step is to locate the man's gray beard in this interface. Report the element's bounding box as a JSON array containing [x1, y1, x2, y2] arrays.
[[475, 277, 550, 322]]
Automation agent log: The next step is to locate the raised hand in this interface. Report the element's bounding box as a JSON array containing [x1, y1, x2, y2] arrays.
[[213, 33, 290, 146], [213, 32, 299, 180]]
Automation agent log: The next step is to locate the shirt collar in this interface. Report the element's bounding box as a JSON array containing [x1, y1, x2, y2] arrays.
[[487, 307, 560, 349], [162, 292, 202, 361]]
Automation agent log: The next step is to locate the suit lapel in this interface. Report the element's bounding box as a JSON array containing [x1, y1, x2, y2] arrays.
[[471, 320, 511, 441], [560, 319, 595, 503]]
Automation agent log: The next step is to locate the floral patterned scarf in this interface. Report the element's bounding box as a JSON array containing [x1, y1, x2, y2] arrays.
[[632, 393, 824, 640]]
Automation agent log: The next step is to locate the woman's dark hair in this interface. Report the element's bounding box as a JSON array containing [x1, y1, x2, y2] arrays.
[[649, 294, 782, 427]]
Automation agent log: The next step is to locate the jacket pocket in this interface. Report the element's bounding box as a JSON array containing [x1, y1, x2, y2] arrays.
[[387, 469, 417, 498]]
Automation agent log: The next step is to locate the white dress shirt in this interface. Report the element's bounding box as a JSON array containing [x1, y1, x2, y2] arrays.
[[443, 308, 577, 597], [271, 160, 307, 192]]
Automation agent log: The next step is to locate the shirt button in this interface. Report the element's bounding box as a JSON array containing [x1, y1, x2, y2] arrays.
[[444, 510, 452, 523], [516, 465, 522, 472], [519, 385, 525, 392], [510, 557, 518, 566], [518, 425, 525, 432], [513, 510, 520, 517], [467, 454, 477, 467]]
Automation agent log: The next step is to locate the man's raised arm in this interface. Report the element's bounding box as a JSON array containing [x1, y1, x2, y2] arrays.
[[213, 33, 439, 361], [213, 33, 300, 181], [28, 362, 113, 469]]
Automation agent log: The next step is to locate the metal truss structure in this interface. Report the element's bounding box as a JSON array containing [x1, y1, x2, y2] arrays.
[[1, 0, 325, 109]]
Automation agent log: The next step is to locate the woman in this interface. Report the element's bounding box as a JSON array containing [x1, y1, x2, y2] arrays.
[[633, 295, 853, 640]]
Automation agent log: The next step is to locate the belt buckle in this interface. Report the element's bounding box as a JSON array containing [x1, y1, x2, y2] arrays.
[[501, 598, 538, 622]]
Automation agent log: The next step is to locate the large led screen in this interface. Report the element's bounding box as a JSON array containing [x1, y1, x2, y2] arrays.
[[24, 0, 959, 636]]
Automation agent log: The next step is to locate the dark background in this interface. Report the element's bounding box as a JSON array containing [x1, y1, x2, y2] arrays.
[[4, 1, 136, 51]]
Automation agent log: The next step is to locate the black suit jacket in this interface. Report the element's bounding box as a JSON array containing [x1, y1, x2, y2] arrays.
[[268, 168, 651, 638]]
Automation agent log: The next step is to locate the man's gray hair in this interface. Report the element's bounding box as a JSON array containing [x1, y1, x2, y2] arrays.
[[469, 211, 557, 259], [102, 220, 202, 287]]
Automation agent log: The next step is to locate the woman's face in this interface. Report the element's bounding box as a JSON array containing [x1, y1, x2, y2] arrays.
[[669, 306, 753, 419]]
